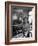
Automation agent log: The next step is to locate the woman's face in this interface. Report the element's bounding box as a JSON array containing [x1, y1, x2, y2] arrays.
[[24, 18, 28, 23]]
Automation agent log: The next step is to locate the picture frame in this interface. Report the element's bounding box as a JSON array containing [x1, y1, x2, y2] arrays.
[[5, 1, 37, 45]]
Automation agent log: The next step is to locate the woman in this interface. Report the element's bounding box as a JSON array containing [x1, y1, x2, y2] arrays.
[[22, 16, 31, 37]]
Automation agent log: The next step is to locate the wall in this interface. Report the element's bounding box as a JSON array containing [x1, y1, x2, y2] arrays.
[[0, 0, 38, 46]]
